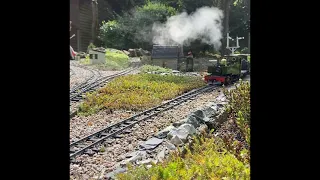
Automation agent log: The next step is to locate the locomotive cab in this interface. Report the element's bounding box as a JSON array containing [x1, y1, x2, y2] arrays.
[[204, 55, 242, 85]]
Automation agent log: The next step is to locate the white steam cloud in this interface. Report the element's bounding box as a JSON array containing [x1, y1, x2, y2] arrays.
[[152, 6, 224, 50]]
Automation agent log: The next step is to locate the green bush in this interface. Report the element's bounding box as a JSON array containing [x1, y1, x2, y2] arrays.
[[117, 135, 250, 180], [98, 2, 177, 50], [240, 47, 249, 54], [87, 43, 96, 53], [140, 65, 172, 74], [234, 51, 241, 54], [106, 48, 130, 68], [78, 74, 205, 116], [79, 55, 90, 65], [223, 80, 250, 146], [99, 20, 124, 49]]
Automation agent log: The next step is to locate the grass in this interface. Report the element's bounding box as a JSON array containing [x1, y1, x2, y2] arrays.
[[78, 74, 206, 116], [116, 81, 251, 180], [79, 48, 130, 70], [140, 65, 173, 74], [105, 48, 130, 69], [117, 135, 250, 180]]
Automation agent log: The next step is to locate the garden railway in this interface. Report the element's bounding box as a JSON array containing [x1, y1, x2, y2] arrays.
[[70, 84, 218, 160], [70, 1, 250, 179]]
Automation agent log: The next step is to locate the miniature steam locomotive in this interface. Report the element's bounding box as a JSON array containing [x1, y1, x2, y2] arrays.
[[204, 54, 250, 85]]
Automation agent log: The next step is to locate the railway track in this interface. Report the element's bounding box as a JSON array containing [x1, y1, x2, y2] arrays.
[[70, 66, 139, 102], [70, 65, 140, 118], [70, 84, 219, 160], [70, 64, 102, 93]]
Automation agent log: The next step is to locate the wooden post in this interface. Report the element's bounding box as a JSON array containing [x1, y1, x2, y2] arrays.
[[91, 0, 97, 44]]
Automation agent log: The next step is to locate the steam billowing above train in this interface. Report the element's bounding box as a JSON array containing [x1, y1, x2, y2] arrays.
[[152, 6, 224, 50]]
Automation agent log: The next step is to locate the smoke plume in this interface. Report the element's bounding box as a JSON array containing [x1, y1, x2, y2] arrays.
[[152, 6, 224, 50]]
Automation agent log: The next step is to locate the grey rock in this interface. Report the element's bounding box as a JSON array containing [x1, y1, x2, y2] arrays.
[[203, 106, 218, 117], [139, 137, 164, 150], [185, 115, 200, 128], [128, 49, 137, 57], [135, 48, 142, 56], [191, 110, 211, 125], [165, 141, 177, 150], [124, 151, 147, 164], [167, 128, 189, 142], [197, 124, 209, 134], [172, 119, 187, 127], [216, 103, 225, 108], [216, 93, 227, 102], [178, 123, 197, 135], [137, 159, 152, 165], [157, 149, 166, 162], [104, 167, 127, 180], [170, 135, 184, 146], [216, 109, 228, 123], [154, 125, 175, 139]]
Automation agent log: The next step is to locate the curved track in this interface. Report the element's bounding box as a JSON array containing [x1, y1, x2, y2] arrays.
[[70, 84, 218, 160], [70, 64, 140, 118], [70, 66, 139, 102], [70, 64, 102, 92]]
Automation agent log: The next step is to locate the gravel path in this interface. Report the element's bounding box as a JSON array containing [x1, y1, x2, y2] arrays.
[[70, 88, 222, 180]]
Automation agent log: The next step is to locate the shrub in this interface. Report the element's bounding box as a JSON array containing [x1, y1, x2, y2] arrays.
[[99, 20, 124, 49], [87, 43, 96, 53], [115, 81, 251, 180], [106, 48, 130, 68], [79, 55, 90, 65], [140, 65, 172, 74], [223, 80, 250, 146], [240, 47, 249, 54], [78, 74, 205, 116], [98, 2, 177, 50], [117, 135, 250, 180]]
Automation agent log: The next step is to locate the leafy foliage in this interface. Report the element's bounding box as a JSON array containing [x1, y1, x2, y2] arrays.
[[240, 47, 249, 54], [105, 48, 130, 68], [223, 80, 250, 146], [117, 135, 250, 180], [87, 43, 96, 53], [98, 1, 177, 50], [79, 48, 129, 70], [99, 20, 124, 49], [114, 79, 251, 180], [140, 65, 173, 74], [78, 74, 205, 115]]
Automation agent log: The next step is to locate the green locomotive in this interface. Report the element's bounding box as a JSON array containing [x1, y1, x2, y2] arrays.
[[204, 54, 250, 85]]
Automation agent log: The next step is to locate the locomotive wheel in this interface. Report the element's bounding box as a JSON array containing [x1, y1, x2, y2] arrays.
[[224, 77, 231, 85]]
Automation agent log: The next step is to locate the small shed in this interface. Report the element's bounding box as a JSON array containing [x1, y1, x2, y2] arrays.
[[151, 45, 184, 70], [89, 48, 106, 64]]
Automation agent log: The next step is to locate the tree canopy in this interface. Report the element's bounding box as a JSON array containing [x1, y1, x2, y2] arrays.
[[97, 0, 250, 55]]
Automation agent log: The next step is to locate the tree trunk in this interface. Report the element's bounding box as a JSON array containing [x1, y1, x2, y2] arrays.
[[220, 0, 231, 56]]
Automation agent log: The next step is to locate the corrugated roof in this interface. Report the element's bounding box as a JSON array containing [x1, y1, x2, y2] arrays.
[[151, 45, 183, 59]]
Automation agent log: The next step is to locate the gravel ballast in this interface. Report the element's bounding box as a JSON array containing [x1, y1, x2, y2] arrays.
[[70, 88, 222, 179]]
